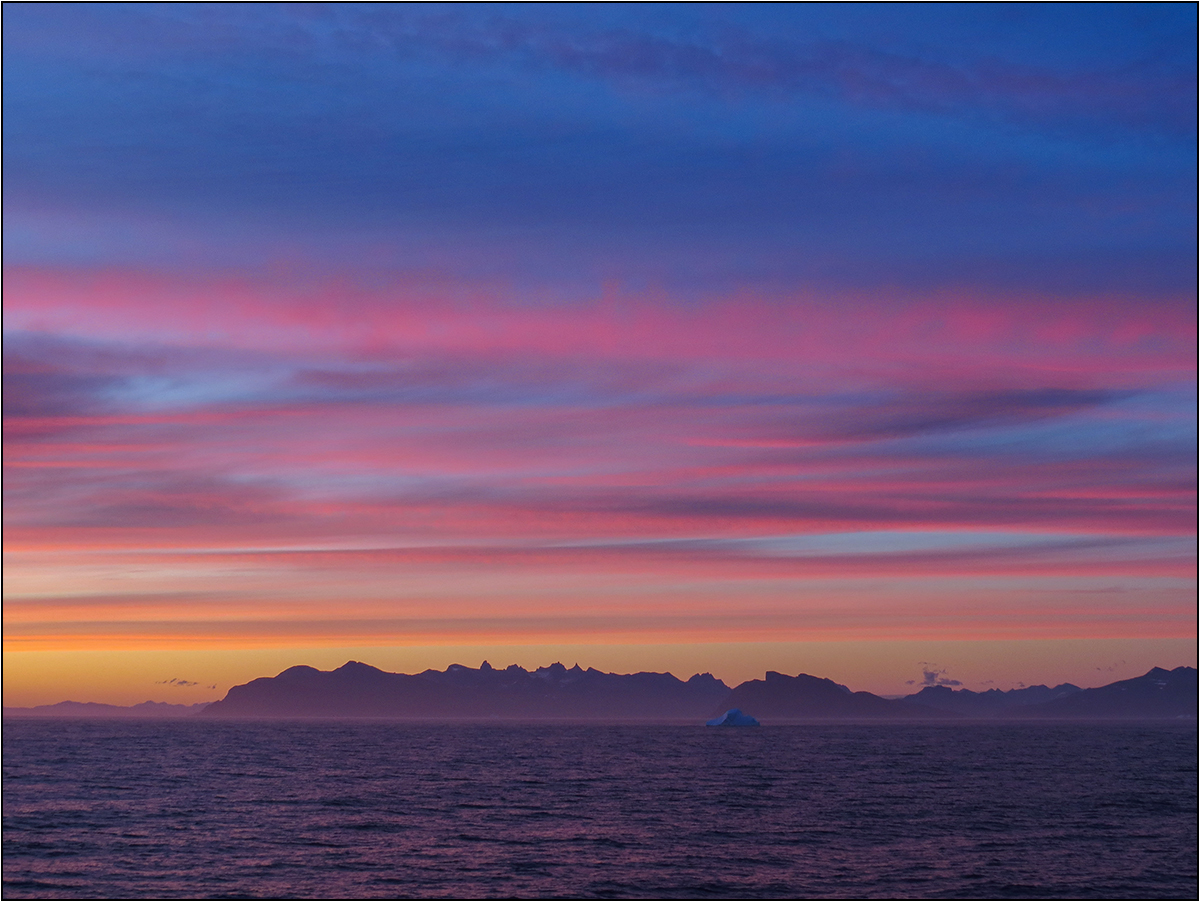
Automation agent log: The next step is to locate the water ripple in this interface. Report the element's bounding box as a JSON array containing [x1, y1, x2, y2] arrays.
[[3, 721, 1196, 899]]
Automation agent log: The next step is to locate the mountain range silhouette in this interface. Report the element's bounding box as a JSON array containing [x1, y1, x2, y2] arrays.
[[200, 660, 730, 720], [10, 663, 1193, 721]]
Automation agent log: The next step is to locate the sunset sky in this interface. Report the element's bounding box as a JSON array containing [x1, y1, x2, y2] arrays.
[[4, 4, 1196, 706]]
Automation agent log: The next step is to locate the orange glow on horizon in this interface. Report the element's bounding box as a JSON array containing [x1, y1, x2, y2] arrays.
[[5, 638, 1196, 709]]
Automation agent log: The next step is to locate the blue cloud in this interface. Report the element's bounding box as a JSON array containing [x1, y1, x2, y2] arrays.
[[3, 5, 1194, 298]]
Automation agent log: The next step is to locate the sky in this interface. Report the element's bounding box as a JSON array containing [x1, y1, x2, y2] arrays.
[[3, 3, 1196, 706]]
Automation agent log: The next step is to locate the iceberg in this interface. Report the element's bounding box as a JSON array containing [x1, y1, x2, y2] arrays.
[[706, 708, 760, 727]]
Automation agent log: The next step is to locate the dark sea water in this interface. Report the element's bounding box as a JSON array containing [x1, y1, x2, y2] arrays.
[[3, 720, 1196, 900]]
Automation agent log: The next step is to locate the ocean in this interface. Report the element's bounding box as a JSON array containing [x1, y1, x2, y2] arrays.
[[3, 720, 1196, 899]]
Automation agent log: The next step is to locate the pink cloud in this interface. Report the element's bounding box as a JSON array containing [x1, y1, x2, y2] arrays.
[[4, 264, 1194, 649], [4, 267, 1194, 377]]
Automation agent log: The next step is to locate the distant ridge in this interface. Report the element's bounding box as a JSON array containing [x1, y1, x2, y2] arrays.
[[3, 700, 211, 718], [9, 665, 1195, 722], [718, 671, 954, 720], [893, 668, 1198, 721], [898, 682, 1084, 716], [1004, 666, 1197, 719]]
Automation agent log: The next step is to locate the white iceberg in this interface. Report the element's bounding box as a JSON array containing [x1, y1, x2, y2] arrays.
[[706, 708, 760, 727]]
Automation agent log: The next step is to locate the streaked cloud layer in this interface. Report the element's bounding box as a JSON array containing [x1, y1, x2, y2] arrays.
[[3, 5, 1195, 698]]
